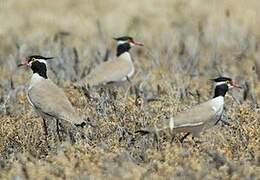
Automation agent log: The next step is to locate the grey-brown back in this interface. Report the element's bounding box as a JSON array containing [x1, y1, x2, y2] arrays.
[[173, 101, 217, 128], [28, 79, 83, 124], [84, 56, 134, 86]]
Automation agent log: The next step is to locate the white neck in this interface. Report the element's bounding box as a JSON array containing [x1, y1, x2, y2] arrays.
[[37, 59, 47, 66], [118, 51, 132, 62], [29, 73, 45, 88], [211, 96, 224, 114]]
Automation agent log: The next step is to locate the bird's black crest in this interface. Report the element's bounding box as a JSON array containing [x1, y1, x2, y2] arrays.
[[28, 55, 54, 62], [211, 76, 232, 82], [113, 36, 133, 41]]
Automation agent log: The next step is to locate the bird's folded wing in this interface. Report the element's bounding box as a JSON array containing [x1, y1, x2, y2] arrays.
[[28, 80, 82, 124], [172, 101, 217, 128], [85, 60, 133, 86]]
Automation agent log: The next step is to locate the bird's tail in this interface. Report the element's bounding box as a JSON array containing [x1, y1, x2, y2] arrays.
[[135, 117, 174, 135], [74, 117, 97, 128], [73, 80, 85, 88], [74, 121, 87, 128]]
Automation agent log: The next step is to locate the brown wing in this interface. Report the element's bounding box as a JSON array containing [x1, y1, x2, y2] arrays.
[[173, 101, 217, 127], [28, 79, 82, 124], [85, 58, 133, 86]]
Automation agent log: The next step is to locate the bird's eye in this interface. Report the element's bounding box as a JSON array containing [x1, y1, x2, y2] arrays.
[[31, 58, 35, 62]]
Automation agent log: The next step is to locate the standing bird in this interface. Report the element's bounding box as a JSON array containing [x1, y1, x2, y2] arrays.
[[18, 55, 86, 142], [76, 36, 143, 87], [137, 77, 241, 142]]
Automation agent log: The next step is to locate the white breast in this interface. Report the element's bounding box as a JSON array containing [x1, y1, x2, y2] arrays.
[[27, 73, 45, 108], [29, 73, 45, 90], [119, 52, 135, 80], [210, 96, 224, 119]]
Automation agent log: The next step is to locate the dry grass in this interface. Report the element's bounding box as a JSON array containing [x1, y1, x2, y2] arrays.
[[0, 0, 260, 179]]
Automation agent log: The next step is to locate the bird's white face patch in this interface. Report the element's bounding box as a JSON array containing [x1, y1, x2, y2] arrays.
[[215, 81, 234, 89], [37, 59, 47, 66], [117, 40, 128, 45], [28, 59, 47, 67], [215, 81, 226, 86]]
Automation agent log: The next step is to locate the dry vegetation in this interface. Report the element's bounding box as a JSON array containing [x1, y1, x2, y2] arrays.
[[0, 0, 260, 179]]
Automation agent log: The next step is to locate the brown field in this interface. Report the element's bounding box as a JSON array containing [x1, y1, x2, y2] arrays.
[[0, 0, 259, 179]]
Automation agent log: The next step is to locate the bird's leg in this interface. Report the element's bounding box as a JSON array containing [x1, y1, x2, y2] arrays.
[[179, 132, 190, 143], [42, 118, 49, 143], [191, 136, 204, 145], [170, 135, 175, 144], [56, 119, 62, 142], [215, 112, 224, 125], [68, 129, 76, 144], [64, 122, 77, 144], [124, 79, 134, 102], [192, 136, 197, 146], [170, 134, 177, 144], [153, 129, 160, 150], [126, 76, 131, 83], [220, 119, 231, 126], [214, 119, 221, 125], [64, 122, 78, 144]]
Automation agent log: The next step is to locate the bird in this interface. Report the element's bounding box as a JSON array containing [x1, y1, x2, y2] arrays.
[[18, 55, 86, 142], [75, 36, 143, 87], [136, 76, 241, 142]]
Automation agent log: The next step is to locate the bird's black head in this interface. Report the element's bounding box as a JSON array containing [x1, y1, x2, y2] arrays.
[[212, 76, 232, 83], [18, 55, 54, 79], [211, 76, 241, 97], [27, 55, 54, 63], [113, 36, 134, 42], [113, 36, 143, 57]]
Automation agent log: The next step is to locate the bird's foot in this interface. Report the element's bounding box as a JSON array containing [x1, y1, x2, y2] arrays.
[[179, 132, 191, 143], [75, 121, 87, 128]]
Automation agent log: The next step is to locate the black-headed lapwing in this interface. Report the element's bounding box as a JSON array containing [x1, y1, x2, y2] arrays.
[[137, 76, 241, 142], [18, 55, 86, 142], [76, 36, 143, 87]]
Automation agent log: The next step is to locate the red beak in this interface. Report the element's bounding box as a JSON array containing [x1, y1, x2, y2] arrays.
[[17, 57, 29, 67], [132, 40, 144, 46], [231, 80, 242, 89]]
